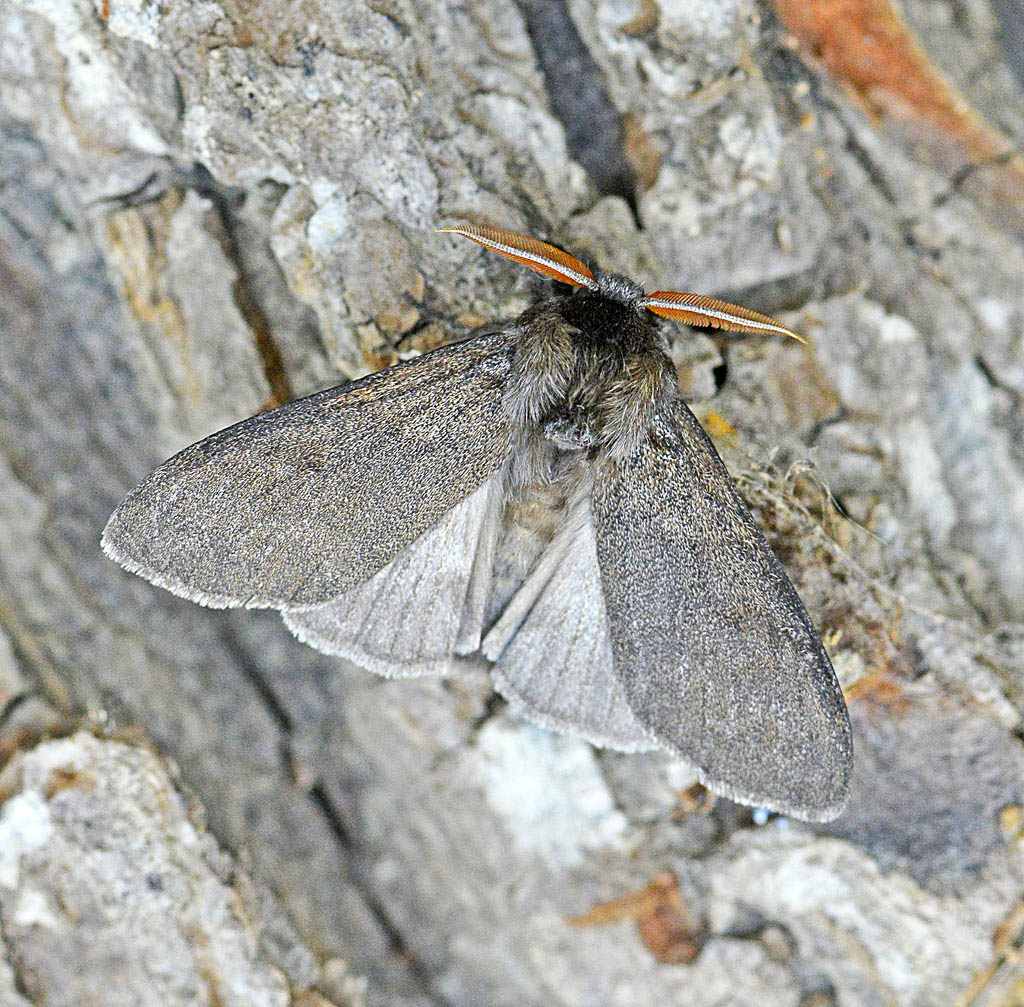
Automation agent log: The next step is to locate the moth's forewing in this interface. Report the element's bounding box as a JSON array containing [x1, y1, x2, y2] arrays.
[[102, 332, 515, 609], [592, 401, 852, 821]]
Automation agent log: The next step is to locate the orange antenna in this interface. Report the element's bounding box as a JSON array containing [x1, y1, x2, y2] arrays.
[[440, 224, 598, 290], [640, 291, 804, 343]]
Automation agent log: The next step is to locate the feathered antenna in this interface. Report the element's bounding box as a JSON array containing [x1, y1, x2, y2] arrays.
[[640, 291, 804, 343], [440, 225, 598, 290]]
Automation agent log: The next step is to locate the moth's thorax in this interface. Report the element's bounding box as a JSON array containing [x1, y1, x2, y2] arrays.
[[506, 283, 674, 460]]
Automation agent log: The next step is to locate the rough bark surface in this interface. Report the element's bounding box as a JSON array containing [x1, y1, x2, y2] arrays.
[[1, 0, 1023, 1004]]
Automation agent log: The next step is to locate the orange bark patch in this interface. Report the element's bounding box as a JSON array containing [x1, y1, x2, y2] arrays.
[[773, 0, 1024, 218], [570, 872, 707, 965], [619, 0, 660, 37], [774, 0, 1001, 157], [623, 113, 662, 193], [45, 766, 97, 799], [674, 781, 715, 817], [703, 410, 737, 440], [844, 668, 910, 712]]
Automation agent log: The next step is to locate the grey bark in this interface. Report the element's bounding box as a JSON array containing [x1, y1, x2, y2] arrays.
[[1, 0, 1024, 1005]]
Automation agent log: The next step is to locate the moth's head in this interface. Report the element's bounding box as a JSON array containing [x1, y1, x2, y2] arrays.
[[595, 271, 645, 305], [440, 224, 803, 343]]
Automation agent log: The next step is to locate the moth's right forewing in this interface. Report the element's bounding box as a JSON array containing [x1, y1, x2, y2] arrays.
[[102, 331, 516, 609], [592, 401, 853, 821]]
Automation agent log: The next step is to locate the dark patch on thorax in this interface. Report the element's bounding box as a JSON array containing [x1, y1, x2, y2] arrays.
[[557, 290, 656, 360]]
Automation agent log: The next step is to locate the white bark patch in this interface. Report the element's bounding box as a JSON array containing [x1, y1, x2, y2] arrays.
[[0, 794, 53, 890], [475, 719, 628, 868]]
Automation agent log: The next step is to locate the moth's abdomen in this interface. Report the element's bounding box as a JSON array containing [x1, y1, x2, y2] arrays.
[[490, 432, 589, 618]]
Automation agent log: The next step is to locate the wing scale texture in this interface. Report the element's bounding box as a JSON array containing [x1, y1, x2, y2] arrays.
[[592, 400, 852, 820]]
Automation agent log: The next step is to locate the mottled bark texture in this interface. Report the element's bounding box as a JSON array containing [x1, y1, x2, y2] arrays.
[[1, 0, 1024, 1004]]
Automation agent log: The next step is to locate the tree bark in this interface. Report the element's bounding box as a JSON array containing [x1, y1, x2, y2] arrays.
[[1, 0, 1023, 1004]]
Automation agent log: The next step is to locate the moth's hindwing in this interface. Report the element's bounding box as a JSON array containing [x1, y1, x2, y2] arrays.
[[102, 332, 515, 609], [282, 477, 505, 675], [592, 400, 853, 821], [483, 490, 658, 752]]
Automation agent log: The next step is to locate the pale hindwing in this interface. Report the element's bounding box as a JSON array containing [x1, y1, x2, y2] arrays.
[[483, 499, 658, 752], [592, 399, 853, 821], [282, 479, 504, 677], [101, 332, 515, 609]]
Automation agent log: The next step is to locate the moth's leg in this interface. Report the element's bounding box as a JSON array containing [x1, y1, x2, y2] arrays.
[[543, 406, 596, 450]]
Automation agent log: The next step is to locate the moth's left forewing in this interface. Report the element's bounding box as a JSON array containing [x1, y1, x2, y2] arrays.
[[591, 400, 852, 821], [102, 331, 515, 609]]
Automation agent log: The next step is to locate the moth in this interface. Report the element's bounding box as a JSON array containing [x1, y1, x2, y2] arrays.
[[103, 224, 853, 821]]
